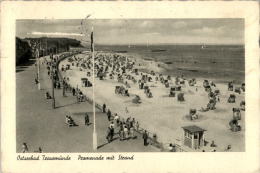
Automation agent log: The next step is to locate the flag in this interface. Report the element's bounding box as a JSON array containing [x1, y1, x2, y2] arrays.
[[90, 31, 94, 52]]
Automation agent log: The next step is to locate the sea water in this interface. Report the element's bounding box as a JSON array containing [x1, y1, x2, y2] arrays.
[[96, 44, 245, 84]]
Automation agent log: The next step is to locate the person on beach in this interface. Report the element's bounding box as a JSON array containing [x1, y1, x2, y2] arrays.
[[143, 130, 149, 146], [106, 127, 111, 142], [45, 92, 51, 99], [102, 104, 106, 113], [57, 82, 61, 89], [106, 127, 114, 143], [109, 121, 115, 129], [135, 121, 140, 131], [123, 125, 129, 140], [168, 143, 176, 152], [129, 126, 135, 139], [119, 126, 124, 141], [85, 113, 90, 126], [22, 143, 28, 153], [114, 113, 119, 126], [107, 109, 111, 121], [34, 77, 39, 85], [72, 88, 76, 96]]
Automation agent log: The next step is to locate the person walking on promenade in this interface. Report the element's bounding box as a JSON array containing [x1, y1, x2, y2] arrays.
[[102, 104, 106, 113], [123, 125, 129, 140], [107, 109, 111, 121], [85, 113, 90, 126], [119, 125, 124, 141], [135, 121, 140, 131], [143, 130, 149, 146], [114, 113, 119, 126], [106, 127, 111, 143], [22, 143, 28, 153], [72, 88, 76, 96], [109, 121, 115, 129], [110, 126, 114, 142], [129, 126, 135, 139]]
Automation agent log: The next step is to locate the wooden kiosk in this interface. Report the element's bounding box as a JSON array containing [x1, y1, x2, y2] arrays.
[[182, 125, 206, 150]]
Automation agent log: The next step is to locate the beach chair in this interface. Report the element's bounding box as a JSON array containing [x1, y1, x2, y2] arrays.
[[229, 119, 241, 132], [115, 86, 120, 94], [214, 89, 220, 95], [177, 93, 185, 102], [205, 86, 211, 92], [132, 95, 141, 104], [240, 101, 245, 111], [228, 94, 236, 103], [228, 82, 233, 91], [232, 108, 241, 120], [165, 82, 170, 88], [176, 86, 182, 91], [234, 87, 241, 94], [169, 91, 176, 97], [180, 80, 185, 85], [241, 83, 245, 92], [207, 99, 216, 110], [203, 80, 209, 88], [189, 109, 198, 120]]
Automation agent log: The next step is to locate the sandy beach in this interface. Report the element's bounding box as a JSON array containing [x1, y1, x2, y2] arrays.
[[59, 52, 245, 152]]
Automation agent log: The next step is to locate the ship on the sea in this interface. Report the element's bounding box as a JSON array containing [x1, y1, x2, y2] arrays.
[[151, 49, 167, 52]]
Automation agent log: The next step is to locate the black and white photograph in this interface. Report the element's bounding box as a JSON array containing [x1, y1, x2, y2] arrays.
[[16, 18, 245, 152], [1, 1, 259, 173]]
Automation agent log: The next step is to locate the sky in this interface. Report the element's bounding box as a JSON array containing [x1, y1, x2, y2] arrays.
[[16, 19, 244, 45]]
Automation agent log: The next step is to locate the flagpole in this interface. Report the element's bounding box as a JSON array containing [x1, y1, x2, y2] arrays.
[[92, 26, 97, 151]]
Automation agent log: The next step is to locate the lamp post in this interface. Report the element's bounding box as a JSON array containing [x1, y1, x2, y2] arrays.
[[36, 43, 41, 90], [91, 27, 97, 151], [51, 58, 56, 109]]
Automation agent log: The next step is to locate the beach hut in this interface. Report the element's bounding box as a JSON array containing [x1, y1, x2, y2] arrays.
[[177, 93, 185, 102], [182, 125, 206, 150]]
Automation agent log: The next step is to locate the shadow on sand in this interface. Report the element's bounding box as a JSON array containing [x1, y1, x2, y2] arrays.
[[55, 102, 77, 109], [97, 137, 120, 149]]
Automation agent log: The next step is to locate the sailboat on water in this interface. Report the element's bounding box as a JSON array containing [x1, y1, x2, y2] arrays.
[[201, 44, 206, 49]]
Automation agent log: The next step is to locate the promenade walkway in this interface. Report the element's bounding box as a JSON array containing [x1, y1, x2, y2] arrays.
[[16, 57, 159, 152]]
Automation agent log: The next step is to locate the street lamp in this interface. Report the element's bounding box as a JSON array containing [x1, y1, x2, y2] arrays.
[[81, 16, 97, 151], [91, 27, 97, 151], [50, 58, 56, 109]]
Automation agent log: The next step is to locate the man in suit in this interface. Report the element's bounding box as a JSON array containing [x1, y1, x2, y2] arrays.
[[143, 130, 149, 146]]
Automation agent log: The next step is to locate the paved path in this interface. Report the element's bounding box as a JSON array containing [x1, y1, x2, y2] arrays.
[[16, 57, 159, 153]]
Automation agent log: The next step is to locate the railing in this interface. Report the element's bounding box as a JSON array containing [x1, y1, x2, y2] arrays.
[[56, 51, 186, 152]]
